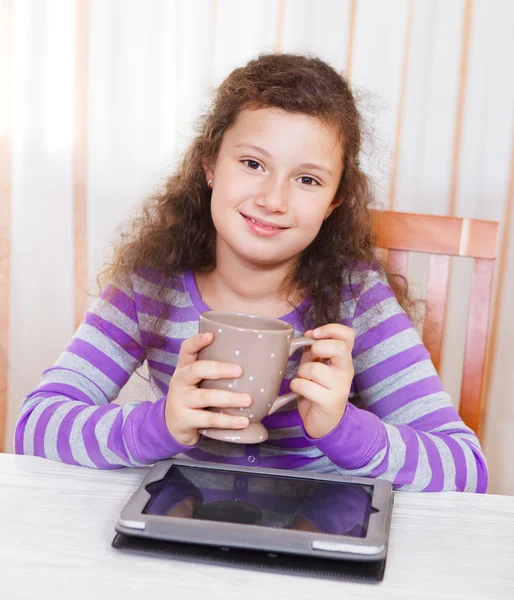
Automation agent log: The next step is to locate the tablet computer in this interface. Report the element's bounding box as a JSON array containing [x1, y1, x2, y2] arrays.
[[115, 458, 394, 564]]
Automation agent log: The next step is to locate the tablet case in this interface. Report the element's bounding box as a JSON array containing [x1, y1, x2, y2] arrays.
[[112, 532, 386, 582]]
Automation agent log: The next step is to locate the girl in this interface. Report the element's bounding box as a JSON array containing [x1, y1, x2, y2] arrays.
[[15, 53, 487, 492]]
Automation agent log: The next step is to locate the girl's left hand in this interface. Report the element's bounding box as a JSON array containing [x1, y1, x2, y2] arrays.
[[290, 324, 355, 439]]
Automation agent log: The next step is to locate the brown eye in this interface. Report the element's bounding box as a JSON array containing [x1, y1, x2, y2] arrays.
[[297, 176, 320, 186], [242, 159, 263, 171]]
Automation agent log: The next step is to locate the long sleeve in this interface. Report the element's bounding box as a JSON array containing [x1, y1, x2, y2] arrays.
[[14, 278, 193, 468], [306, 269, 488, 492]]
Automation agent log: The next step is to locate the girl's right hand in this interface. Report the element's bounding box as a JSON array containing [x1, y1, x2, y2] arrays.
[[164, 332, 252, 446]]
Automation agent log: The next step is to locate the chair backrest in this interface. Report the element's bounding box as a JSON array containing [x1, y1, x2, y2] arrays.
[[371, 210, 498, 439]]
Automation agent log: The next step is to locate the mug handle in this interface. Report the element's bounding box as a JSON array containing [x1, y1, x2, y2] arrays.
[[268, 336, 314, 415]]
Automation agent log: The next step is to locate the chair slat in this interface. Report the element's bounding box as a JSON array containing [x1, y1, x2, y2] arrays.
[[373, 209, 499, 439], [372, 211, 497, 259], [422, 254, 451, 373], [386, 249, 408, 278], [459, 258, 495, 436]]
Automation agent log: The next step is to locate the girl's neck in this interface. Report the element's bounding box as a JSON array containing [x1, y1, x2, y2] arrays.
[[196, 260, 303, 319]]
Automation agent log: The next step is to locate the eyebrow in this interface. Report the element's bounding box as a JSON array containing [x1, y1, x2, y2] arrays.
[[235, 143, 334, 177]]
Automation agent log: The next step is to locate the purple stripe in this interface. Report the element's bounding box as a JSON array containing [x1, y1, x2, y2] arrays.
[[355, 344, 430, 389], [147, 359, 177, 377], [107, 410, 132, 464], [409, 406, 462, 432], [66, 338, 130, 388], [393, 425, 419, 487], [141, 331, 183, 355], [152, 375, 170, 395], [134, 292, 189, 321], [41, 367, 110, 403], [353, 313, 413, 357], [81, 404, 122, 469], [266, 437, 314, 449], [14, 393, 57, 454], [353, 281, 395, 319], [30, 382, 96, 406], [84, 312, 145, 362], [14, 412, 26, 454], [55, 405, 86, 466], [431, 432, 468, 491], [417, 432, 445, 492], [33, 401, 69, 458], [100, 285, 138, 323], [262, 409, 302, 429], [368, 376, 444, 419]]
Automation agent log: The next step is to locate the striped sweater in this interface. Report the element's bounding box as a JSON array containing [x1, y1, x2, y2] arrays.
[[14, 268, 488, 492]]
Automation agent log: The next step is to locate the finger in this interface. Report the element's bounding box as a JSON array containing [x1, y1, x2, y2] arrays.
[[312, 324, 355, 350], [308, 339, 353, 370], [181, 360, 243, 386], [176, 333, 214, 369], [296, 361, 340, 390], [195, 411, 250, 431], [289, 377, 331, 405], [189, 389, 252, 409]]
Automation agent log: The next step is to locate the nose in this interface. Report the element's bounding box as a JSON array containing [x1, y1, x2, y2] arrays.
[[255, 177, 289, 213]]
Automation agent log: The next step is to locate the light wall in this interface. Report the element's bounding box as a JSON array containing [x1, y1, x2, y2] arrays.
[[0, 0, 513, 494]]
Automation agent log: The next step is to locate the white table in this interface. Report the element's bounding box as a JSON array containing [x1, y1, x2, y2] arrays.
[[1, 454, 513, 600]]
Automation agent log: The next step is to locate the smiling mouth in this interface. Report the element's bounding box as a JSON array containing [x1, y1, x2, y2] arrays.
[[240, 213, 289, 229]]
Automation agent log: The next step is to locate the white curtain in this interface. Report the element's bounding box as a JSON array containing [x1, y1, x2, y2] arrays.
[[1, 0, 513, 494]]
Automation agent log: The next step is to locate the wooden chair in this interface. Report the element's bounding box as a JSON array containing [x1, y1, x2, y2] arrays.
[[371, 210, 498, 440]]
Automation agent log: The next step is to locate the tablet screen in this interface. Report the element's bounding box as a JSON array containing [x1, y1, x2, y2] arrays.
[[143, 465, 377, 538]]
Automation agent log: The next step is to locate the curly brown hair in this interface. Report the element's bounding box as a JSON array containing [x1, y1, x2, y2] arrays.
[[101, 52, 411, 341]]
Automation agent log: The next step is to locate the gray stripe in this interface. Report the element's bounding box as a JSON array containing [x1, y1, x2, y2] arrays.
[[293, 455, 341, 474], [267, 426, 304, 441], [22, 398, 64, 456], [458, 438, 478, 492], [358, 359, 435, 407], [333, 445, 388, 477], [260, 443, 324, 459], [69, 406, 98, 468], [150, 370, 171, 392], [382, 392, 453, 425], [381, 423, 407, 483], [44, 402, 78, 461], [197, 438, 246, 458], [93, 296, 143, 342], [138, 315, 199, 340], [148, 347, 179, 367], [354, 327, 427, 375], [20, 395, 46, 418], [431, 420, 471, 434], [57, 352, 120, 400], [399, 435, 432, 491], [77, 323, 141, 371], [94, 407, 133, 467], [39, 368, 108, 405], [352, 296, 400, 337], [133, 273, 192, 308], [284, 359, 300, 380], [429, 433, 457, 491]]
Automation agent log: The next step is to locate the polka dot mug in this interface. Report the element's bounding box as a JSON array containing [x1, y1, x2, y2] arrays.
[[197, 311, 314, 444]]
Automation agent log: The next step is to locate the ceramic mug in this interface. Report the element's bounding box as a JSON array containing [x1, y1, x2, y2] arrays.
[[197, 311, 314, 444]]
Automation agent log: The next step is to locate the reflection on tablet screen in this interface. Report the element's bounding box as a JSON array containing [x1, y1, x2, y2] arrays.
[[143, 466, 377, 538]]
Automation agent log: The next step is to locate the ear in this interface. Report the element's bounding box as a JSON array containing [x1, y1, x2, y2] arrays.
[[325, 195, 343, 219], [202, 157, 215, 184]]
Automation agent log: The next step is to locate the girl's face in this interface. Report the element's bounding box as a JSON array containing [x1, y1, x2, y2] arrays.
[[205, 107, 344, 269]]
